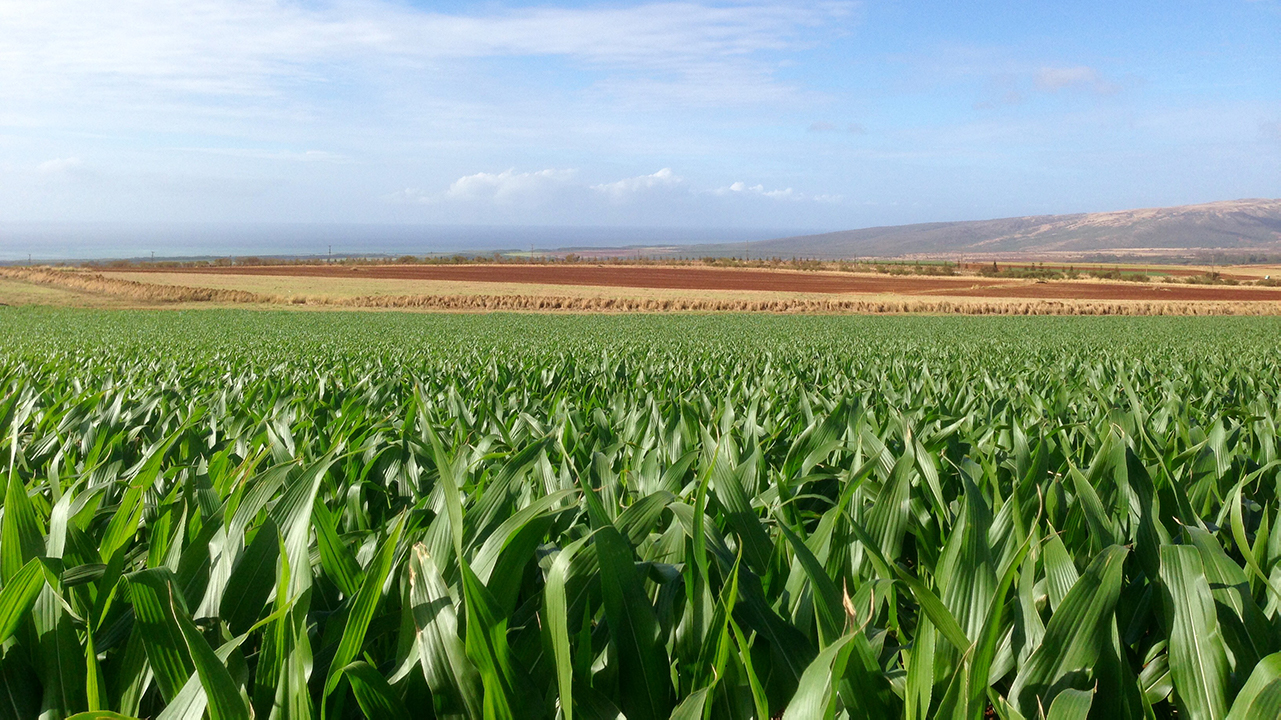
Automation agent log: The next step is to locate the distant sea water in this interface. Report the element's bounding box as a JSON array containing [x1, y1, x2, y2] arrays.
[[0, 224, 809, 262]]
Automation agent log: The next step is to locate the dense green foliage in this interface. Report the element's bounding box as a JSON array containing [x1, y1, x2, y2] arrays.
[[3, 309, 1281, 719]]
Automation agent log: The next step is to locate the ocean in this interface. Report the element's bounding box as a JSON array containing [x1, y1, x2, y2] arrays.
[[0, 224, 806, 262]]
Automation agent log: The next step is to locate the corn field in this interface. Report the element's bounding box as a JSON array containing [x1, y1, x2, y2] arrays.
[[3, 309, 1281, 720]]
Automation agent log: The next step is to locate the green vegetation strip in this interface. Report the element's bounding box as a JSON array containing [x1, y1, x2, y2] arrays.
[[3, 308, 1281, 718]]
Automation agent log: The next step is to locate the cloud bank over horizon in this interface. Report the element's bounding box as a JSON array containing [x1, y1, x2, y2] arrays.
[[1, 0, 1277, 233]]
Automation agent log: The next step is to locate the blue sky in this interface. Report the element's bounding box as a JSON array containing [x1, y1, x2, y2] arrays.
[[2, 0, 1278, 233]]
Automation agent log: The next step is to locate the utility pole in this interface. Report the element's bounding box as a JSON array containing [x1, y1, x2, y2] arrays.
[[328, 244, 332, 263]]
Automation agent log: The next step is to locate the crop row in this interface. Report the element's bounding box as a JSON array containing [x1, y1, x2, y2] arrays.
[[0, 310, 1280, 719]]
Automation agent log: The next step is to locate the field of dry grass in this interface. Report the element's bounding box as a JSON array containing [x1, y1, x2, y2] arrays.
[[0, 273, 142, 308], [98, 270, 840, 304], [5, 265, 1281, 315]]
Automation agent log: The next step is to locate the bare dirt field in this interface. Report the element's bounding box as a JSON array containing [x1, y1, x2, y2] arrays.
[[118, 264, 1281, 303]]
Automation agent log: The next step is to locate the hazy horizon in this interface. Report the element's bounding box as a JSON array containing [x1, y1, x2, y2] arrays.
[[0, 222, 813, 262]]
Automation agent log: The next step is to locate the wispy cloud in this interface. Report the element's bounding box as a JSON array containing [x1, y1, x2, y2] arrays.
[[389, 168, 578, 205], [391, 167, 836, 209], [181, 148, 349, 162], [592, 168, 682, 200], [1034, 66, 1119, 95], [446, 168, 577, 202], [36, 156, 83, 174], [971, 63, 1124, 109], [708, 180, 841, 202], [5, 2, 1271, 230], [808, 121, 866, 134], [0, 1, 852, 107], [713, 181, 795, 198]]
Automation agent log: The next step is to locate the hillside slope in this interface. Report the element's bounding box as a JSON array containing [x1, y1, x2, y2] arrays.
[[700, 198, 1281, 258]]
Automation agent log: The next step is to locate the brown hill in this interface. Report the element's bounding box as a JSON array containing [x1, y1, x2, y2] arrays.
[[697, 199, 1281, 259]]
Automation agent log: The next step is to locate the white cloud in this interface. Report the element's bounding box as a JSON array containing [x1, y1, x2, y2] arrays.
[[1034, 66, 1119, 94], [386, 167, 839, 212], [1262, 121, 1281, 141], [715, 181, 796, 198], [707, 180, 841, 202], [443, 168, 576, 203], [37, 156, 83, 174], [384, 168, 581, 206], [592, 168, 682, 199]]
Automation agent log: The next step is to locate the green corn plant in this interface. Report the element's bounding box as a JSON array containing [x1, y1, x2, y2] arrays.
[[0, 309, 1280, 719]]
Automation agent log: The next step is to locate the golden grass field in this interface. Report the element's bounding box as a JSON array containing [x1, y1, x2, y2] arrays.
[[97, 270, 849, 304]]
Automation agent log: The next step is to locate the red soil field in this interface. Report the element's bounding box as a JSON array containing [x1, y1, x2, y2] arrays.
[[130, 264, 1281, 302]]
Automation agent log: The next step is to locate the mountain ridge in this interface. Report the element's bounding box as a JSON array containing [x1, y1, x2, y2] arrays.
[[690, 198, 1281, 259]]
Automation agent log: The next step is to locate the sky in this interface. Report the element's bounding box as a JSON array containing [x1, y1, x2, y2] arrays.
[[1, 0, 1279, 244]]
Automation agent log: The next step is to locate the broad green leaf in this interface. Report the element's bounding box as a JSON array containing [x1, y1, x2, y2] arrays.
[[669, 687, 710, 720], [893, 564, 971, 654], [614, 490, 676, 548], [341, 662, 410, 720], [1042, 532, 1078, 613], [1009, 545, 1128, 717], [126, 570, 195, 702], [0, 646, 40, 720], [1227, 651, 1281, 720], [268, 453, 336, 600], [710, 445, 774, 575], [864, 450, 915, 562], [1161, 544, 1230, 720], [313, 501, 362, 598], [472, 489, 574, 614], [323, 512, 406, 705], [904, 613, 936, 720], [460, 560, 537, 720], [219, 516, 280, 635], [596, 524, 673, 720], [781, 632, 857, 720], [0, 557, 45, 643], [126, 569, 248, 720], [545, 536, 590, 720], [408, 544, 483, 718], [1, 468, 44, 585], [777, 522, 844, 647], [1045, 687, 1093, 720]]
